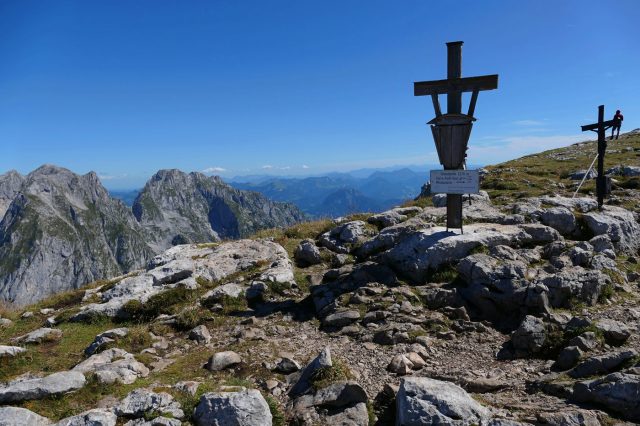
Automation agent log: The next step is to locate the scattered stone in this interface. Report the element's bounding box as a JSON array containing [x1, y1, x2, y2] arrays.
[[84, 328, 129, 356], [322, 310, 360, 328], [116, 388, 184, 419], [536, 410, 601, 426], [294, 239, 322, 266], [0, 406, 51, 426], [174, 381, 201, 397], [541, 207, 577, 235], [388, 354, 413, 375], [188, 325, 211, 344], [511, 315, 546, 357], [569, 350, 637, 378], [573, 372, 640, 421], [73, 348, 149, 384], [595, 319, 631, 345], [0, 371, 86, 403], [193, 389, 272, 426], [0, 346, 27, 358], [12, 328, 63, 344], [55, 409, 117, 426], [205, 351, 242, 371], [396, 377, 490, 425], [274, 356, 301, 374], [289, 347, 332, 397], [554, 346, 583, 371]]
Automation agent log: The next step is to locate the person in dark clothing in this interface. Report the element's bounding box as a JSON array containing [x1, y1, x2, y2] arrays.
[[611, 109, 623, 140]]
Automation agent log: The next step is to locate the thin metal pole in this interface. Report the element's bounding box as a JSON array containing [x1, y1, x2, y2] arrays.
[[572, 153, 599, 198]]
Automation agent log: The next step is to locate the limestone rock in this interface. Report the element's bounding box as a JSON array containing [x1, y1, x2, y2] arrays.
[[73, 348, 149, 385], [85, 328, 129, 356], [595, 319, 631, 345], [0, 371, 86, 403], [116, 388, 184, 419], [512, 315, 546, 357], [396, 377, 490, 425], [193, 389, 272, 426], [322, 310, 360, 328], [573, 372, 640, 421], [294, 239, 322, 266], [568, 350, 637, 378], [583, 206, 640, 253], [318, 221, 369, 254], [188, 325, 211, 344], [289, 347, 332, 397], [541, 207, 577, 235], [0, 406, 51, 426], [54, 409, 117, 426], [0, 346, 26, 358], [205, 351, 242, 371], [12, 328, 62, 344]]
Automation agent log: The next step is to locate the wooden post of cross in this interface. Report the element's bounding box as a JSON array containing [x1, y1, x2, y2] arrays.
[[414, 41, 498, 231], [581, 105, 615, 210]]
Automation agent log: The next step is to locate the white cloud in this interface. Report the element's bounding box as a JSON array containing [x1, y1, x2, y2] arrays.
[[280, 166, 291, 170], [469, 134, 586, 165], [98, 173, 128, 181], [262, 165, 273, 170], [202, 166, 227, 173], [301, 165, 310, 169]]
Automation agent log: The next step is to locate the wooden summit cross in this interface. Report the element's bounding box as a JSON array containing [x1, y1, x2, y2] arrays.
[[414, 41, 498, 230], [581, 105, 615, 210]]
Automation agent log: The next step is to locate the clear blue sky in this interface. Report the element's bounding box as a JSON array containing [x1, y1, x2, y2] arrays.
[[1, 0, 638, 189]]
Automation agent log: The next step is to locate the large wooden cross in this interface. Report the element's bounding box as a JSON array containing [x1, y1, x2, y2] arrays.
[[414, 41, 498, 230], [581, 105, 615, 209], [414, 41, 498, 120]]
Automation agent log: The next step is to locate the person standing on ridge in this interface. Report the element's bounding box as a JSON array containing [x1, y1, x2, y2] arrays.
[[611, 109, 623, 140]]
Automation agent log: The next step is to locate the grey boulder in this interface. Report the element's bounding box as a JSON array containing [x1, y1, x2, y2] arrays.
[[0, 371, 86, 403], [573, 372, 640, 421], [0, 407, 51, 426], [0, 346, 27, 358], [116, 388, 184, 419], [396, 377, 490, 425], [294, 239, 322, 266], [54, 409, 117, 426], [205, 351, 242, 371], [193, 389, 272, 426]]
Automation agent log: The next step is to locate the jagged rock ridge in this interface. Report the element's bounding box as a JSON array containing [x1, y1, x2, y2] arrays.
[[132, 169, 305, 252], [0, 165, 153, 306]]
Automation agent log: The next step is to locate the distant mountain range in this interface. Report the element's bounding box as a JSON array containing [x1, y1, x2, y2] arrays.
[[229, 167, 430, 217], [0, 166, 303, 305]]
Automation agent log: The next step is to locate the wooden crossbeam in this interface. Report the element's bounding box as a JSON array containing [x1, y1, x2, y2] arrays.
[[581, 119, 616, 132], [414, 74, 498, 97]]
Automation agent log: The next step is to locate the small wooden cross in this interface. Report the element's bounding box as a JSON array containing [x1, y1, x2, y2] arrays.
[[581, 105, 615, 209]]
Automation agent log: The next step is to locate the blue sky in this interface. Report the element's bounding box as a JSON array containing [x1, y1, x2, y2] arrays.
[[1, 1, 638, 189]]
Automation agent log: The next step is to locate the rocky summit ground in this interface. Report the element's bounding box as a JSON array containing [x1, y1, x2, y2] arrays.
[[1, 133, 640, 426]]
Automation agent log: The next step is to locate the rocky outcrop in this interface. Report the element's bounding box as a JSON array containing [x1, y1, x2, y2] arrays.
[[72, 348, 149, 384], [0, 165, 153, 306], [572, 373, 640, 421], [0, 170, 24, 221], [133, 169, 304, 252], [115, 388, 184, 420]]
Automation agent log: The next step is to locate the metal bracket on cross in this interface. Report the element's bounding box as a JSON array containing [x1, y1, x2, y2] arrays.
[[581, 105, 616, 210], [414, 41, 498, 231]]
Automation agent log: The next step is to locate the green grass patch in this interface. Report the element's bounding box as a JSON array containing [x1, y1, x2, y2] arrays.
[[309, 359, 353, 390]]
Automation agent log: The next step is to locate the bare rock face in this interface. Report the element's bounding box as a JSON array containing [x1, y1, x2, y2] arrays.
[[0, 170, 24, 221], [193, 389, 272, 426], [132, 169, 304, 252], [0, 165, 153, 306]]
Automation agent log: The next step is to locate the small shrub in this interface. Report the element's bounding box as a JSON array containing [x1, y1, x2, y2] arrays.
[[265, 395, 285, 426], [122, 325, 153, 352], [428, 264, 459, 283], [220, 295, 247, 315], [598, 284, 615, 303], [309, 359, 353, 390], [174, 307, 210, 331]]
